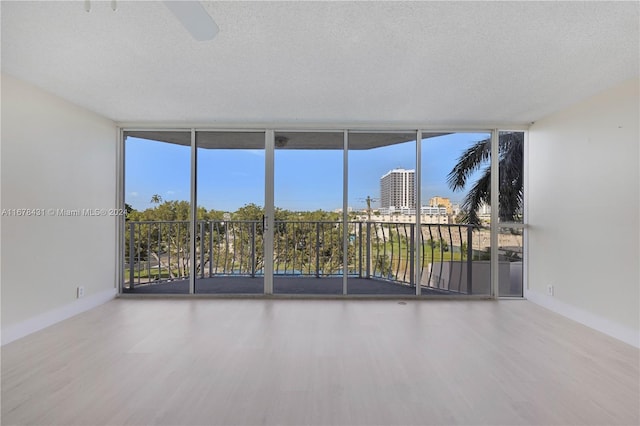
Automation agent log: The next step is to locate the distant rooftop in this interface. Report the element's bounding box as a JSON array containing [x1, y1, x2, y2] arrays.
[[380, 168, 415, 179]]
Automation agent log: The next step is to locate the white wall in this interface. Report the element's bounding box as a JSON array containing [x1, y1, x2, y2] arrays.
[[527, 78, 639, 347], [1, 74, 117, 344]]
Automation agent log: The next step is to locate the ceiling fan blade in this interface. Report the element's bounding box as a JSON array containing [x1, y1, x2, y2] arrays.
[[163, 1, 219, 41]]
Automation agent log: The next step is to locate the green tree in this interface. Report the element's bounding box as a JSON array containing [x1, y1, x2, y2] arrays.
[[126, 202, 355, 282], [447, 132, 523, 226], [271, 208, 344, 276], [150, 194, 163, 204], [125, 200, 192, 282], [234, 203, 264, 221], [125, 203, 134, 218]]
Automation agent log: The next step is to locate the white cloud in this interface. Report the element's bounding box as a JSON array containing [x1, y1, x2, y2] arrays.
[[166, 190, 176, 195], [129, 192, 139, 197], [243, 150, 264, 157]]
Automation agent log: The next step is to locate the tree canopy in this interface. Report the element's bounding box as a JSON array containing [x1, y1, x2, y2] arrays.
[[447, 132, 523, 226]]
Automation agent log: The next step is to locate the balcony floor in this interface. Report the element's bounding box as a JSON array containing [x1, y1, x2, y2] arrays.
[[123, 276, 454, 296]]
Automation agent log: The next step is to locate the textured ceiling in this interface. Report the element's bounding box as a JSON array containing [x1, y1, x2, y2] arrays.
[[2, 1, 638, 126]]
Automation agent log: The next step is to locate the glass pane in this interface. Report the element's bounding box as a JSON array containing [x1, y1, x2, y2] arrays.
[[498, 131, 524, 224], [498, 227, 524, 297], [274, 132, 344, 294], [348, 132, 417, 295], [195, 131, 265, 294], [123, 131, 191, 294], [420, 132, 492, 296]]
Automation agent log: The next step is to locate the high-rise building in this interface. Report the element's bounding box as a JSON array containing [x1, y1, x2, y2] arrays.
[[380, 168, 415, 213]]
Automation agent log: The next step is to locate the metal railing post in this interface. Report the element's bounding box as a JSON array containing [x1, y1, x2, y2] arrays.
[[315, 222, 321, 278], [410, 223, 415, 286], [129, 221, 135, 289], [124, 220, 483, 293], [199, 221, 205, 279], [467, 225, 473, 294], [208, 222, 213, 277], [251, 221, 256, 278], [168, 222, 172, 279], [366, 222, 371, 278], [358, 222, 363, 278], [176, 221, 181, 278]]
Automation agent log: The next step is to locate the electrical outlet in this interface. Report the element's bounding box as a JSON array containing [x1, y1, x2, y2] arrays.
[[77, 286, 85, 298], [546, 285, 554, 296]]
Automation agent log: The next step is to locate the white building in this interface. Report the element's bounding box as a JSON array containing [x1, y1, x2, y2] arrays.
[[380, 168, 415, 214], [420, 206, 447, 216]]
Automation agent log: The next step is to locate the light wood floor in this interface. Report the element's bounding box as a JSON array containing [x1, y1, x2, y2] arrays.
[[2, 299, 638, 426]]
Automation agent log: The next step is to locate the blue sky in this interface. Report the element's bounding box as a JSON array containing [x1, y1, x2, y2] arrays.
[[125, 133, 489, 212]]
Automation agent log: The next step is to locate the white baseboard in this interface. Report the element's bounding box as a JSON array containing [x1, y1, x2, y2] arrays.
[[1, 288, 117, 346], [525, 289, 639, 348]]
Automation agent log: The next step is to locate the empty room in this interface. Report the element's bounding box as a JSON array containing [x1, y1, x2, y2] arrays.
[[1, 1, 638, 425]]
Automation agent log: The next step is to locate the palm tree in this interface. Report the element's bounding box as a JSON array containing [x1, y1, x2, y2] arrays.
[[150, 194, 163, 205], [447, 132, 523, 226]]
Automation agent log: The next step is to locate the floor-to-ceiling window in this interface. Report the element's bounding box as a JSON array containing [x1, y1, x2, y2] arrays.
[[121, 128, 525, 298], [273, 131, 344, 294], [347, 131, 417, 295], [195, 131, 265, 294], [496, 130, 525, 297], [123, 131, 191, 294], [420, 132, 492, 296]]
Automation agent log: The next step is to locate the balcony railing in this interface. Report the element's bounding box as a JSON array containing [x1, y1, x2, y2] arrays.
[[125, 220, 485, 293]]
